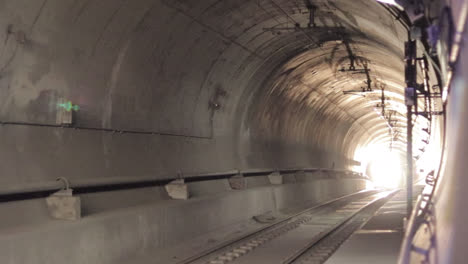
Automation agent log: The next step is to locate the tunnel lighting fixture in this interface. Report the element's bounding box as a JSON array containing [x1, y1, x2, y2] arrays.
[[376, 0, 404, 10]]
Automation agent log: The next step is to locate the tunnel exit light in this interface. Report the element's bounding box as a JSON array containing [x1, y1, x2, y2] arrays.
[[369, 153, 403, 188], [355, 145, 404, 189]]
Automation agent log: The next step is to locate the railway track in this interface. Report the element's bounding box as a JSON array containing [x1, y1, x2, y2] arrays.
[[177, 190, 399, 264]]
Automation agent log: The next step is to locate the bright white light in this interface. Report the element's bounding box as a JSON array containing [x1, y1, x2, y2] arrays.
[[442, 89, 448, 102], [354, 144, 403, 189], [376, 0, 404, 10], [376, 0, 397, 4], [416, 142, 441, 182], [369, 151, 403, 188]]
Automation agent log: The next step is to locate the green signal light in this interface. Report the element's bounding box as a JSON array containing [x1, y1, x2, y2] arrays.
[[58, 101, 80, 112]]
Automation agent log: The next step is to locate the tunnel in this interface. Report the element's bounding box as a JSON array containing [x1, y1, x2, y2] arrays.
[[0, 0, 461, 263]]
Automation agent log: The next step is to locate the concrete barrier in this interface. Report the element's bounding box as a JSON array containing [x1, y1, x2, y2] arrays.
[[0, 175, 367, 264]]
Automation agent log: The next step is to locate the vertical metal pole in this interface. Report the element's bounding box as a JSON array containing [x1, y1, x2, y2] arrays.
[[404, 40, 416, 218], [406, 105, 413, 217]]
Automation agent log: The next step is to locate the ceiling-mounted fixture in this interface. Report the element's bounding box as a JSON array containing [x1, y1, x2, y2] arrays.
[[376, 0, 404, 10], [376, 0, 427, 24]]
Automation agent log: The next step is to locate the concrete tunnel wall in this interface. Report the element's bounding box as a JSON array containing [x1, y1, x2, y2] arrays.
[[0, 1, 445, 263], [0, 0, 414, 188]]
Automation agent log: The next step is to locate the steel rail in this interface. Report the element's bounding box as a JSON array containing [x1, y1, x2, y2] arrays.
[[287, 189, 400, 264], [176, 190, 378, 264], [178, 190, 396, 264]]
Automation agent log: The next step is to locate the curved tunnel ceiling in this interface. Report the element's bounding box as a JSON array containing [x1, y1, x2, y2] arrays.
[[0, 0, 438, 185]]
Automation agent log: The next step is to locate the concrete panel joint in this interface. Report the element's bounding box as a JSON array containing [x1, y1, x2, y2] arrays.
[[268, 171, 283, 185], [228, 174, 246, 190], [45, 188, 81, 220], [165, 179, 189, 200]]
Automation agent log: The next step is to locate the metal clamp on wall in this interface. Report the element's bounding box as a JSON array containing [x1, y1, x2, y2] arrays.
[[45, 177, 81, 220]]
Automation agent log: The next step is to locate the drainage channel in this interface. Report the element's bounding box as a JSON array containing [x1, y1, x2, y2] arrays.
[[178, 190, 397, 264]]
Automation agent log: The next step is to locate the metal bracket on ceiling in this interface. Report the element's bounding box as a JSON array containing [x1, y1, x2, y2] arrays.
[[342, 64, 374, 94], [307, 4, 317, 28], [385, 110, 399, 128]]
